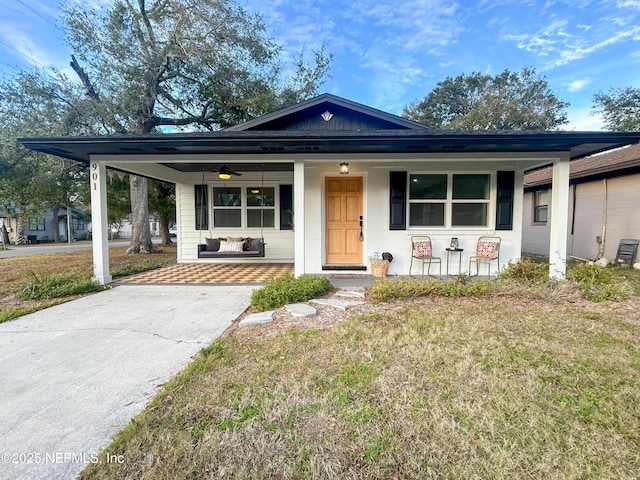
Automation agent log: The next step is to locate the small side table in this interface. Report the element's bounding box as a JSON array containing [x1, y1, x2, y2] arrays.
[[445, 248, 464, 275]]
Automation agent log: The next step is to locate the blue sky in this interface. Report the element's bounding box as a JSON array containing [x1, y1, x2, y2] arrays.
[[2, 0, 640, 130]]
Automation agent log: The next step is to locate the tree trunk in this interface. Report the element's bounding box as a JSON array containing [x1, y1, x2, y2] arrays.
[[126, 175, 158, 254], [15, 214, 25, 245], [52, 207, 61, 243], [159, 215, 172, 245]]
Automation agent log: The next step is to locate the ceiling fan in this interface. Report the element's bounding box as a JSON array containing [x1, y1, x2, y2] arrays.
[[218, 165, 242, 179]]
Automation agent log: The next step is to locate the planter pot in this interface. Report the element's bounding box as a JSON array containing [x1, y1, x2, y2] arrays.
[[370, 259, 389, 277]]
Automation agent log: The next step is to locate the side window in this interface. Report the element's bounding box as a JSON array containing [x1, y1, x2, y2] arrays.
[[533, 190, 549, 223]]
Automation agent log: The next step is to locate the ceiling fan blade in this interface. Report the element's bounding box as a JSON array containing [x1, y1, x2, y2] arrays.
[[231, 170, 242, 176]]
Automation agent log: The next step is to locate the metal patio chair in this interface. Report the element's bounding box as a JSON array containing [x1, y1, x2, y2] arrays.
[[410, 235, 442, 278], [469, 236, 501, 277]]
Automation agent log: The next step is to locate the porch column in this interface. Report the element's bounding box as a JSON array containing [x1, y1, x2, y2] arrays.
[[294, 159, 305, 277], [90, 160, 112, 285], [549, 155, 570, 279]]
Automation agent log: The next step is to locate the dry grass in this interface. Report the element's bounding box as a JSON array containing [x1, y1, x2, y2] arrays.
[[0, 243, 176, 322], [80, 292, 640, 479]]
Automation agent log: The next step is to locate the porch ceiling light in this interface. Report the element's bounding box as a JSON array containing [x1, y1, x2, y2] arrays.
[[340, 162, 349, 174], [218, 172, 231, 180]]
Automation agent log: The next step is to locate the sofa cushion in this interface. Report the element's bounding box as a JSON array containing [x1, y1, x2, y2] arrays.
[[249, 238, 262, 251], [205, 238, 220, 251], [218, 240, 244, 252]]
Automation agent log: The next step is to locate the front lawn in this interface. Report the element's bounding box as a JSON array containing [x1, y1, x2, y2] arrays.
[[80, 278, 640, 479], [0, 244, 177, 323]]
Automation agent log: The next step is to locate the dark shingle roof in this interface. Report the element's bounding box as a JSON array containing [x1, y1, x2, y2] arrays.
[[524, 143, 640, 189]]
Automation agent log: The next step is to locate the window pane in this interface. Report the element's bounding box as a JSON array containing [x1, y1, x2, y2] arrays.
[[213, 187, 241, 206], [410, 174, 447, 199], [247, 209, 275, 228], [409, 203, 445, 226], [452, 203, 488, 226], [246, 187, 275, 207], [534, 205, 548, 223], [213, 209, 241, 227], [453, 174, 490, 199]]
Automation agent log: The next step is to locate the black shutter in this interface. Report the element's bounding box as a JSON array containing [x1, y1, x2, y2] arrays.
[[280, 185, 293, 230], [389, 171, 407, 230], [495, 171, 514, 231], [194, 185, 208, 230]]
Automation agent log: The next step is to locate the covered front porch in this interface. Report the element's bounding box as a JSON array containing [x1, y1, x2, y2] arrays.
[[19, 94, 640, 285]]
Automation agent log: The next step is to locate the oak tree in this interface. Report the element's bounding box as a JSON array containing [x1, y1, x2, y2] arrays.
[[403, 67, 569, 130]]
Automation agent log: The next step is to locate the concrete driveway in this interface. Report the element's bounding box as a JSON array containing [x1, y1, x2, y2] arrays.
[[0, 284, 254, 480]]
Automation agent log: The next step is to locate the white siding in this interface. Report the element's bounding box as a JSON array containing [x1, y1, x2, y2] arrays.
[[571, 181, 604, 260], [522, 172, 640, 262], [304, 161, 523, 276], [176, 172, 295, 263]]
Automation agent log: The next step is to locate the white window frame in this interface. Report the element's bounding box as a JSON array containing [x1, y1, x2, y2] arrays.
[[533, 189, 549, 224], [211, 183, 279, 230], [408, 172, 494, 229]]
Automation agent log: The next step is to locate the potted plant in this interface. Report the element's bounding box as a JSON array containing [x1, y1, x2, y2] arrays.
[[369, 251, 393, 277]]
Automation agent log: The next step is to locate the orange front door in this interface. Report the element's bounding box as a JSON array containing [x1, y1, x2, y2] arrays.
[[325, 176, 363, 265]]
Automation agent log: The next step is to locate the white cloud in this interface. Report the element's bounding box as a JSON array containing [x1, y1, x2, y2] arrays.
[[567, 78, 591, 91], [563, 107, 605, 131]]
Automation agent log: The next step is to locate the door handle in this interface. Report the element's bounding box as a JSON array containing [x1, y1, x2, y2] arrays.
[[359, 216, 364, 241]]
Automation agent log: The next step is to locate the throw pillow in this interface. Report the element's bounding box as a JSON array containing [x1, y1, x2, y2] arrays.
[[242, 237, 252, 251], [218, 240, 244, 252], [205, 238, 219, 251], [227, 236, 243, 242], [414, 241, 432, 257], [477, 241, 497, 258]]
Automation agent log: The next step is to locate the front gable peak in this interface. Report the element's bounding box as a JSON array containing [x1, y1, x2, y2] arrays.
[[226, 93, 429, 132]]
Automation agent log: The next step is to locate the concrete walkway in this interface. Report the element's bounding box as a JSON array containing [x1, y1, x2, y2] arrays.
[[0, 284, 254, 480]]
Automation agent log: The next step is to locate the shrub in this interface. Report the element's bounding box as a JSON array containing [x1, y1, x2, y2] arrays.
[[250, 274, 333, 311], [567, 262, 630, 302], [499, 258, 549, 283], [17, 271, 103, 300], [370, 277, 493, 302], [111, 260, 160, 277]]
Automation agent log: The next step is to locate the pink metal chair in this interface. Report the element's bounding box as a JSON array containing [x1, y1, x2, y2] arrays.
[[410, 235, 441, 278], [469, 236, 501, 277]]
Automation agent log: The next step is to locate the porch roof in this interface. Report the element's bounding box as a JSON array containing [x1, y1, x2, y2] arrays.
[[19, 129, 640, 170]]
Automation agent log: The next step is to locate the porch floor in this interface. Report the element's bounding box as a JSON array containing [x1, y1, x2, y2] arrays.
[[117, 263, 379, 287], [118, 263, 295, 285]]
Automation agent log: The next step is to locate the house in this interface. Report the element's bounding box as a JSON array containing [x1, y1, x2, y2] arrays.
[[0, 205, 89, 244], [523, 143, 640, 262], [18, 94, 640, 284]]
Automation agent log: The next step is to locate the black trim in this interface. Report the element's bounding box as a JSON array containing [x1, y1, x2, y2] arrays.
[[495, 171, 514, 231], [389, 171, 407, 230], [279, 184, 293, 230], [195, 185, 208, 230]]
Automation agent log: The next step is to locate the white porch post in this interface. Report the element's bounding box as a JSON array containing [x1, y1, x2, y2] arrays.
[[90, 160, 112, 285], [549, 156, 570, 279], [293, 159, 305, 277]]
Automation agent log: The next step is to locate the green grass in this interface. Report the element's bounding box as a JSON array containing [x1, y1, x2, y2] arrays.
[[79, 292, 640, 479]]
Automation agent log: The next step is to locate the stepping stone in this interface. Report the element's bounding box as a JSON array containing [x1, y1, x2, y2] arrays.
[[239, 310, 275, 328], [310, 298, 365, 311], [285, 303, 317, 318], [332, 288, 365, 299]]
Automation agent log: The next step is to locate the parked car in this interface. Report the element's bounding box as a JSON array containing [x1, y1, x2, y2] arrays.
[[169, 225, 177, 237]]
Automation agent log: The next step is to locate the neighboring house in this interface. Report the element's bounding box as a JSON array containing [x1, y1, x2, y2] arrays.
[[0, 206, 90, 244], [523, 143, 640, 262], [19, 94, 640, 284]]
